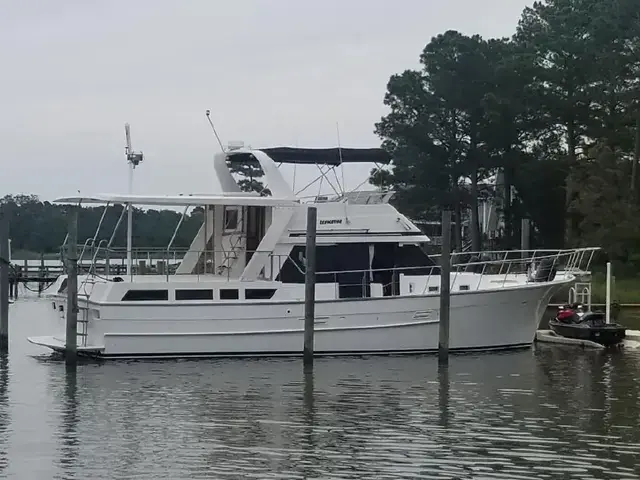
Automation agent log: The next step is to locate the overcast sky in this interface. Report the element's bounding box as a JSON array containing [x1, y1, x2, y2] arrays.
[[1, 0, 533, 202]]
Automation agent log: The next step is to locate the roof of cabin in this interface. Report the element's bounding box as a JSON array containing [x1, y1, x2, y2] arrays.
[[53, 193, 300, 207]]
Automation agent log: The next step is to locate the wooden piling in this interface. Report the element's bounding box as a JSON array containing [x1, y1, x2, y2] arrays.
[[438, 210, 452, 364], [0, 217, 9, 352], [13, 267, 19, 299], [605, 262, 612, 324], [38, 252, 45, 294], [303, 206, 317, 366], [65, 209, 79, 364], [521, 218, 531, 251]]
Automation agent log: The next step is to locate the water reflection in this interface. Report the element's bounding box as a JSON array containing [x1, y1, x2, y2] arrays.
[[8, 296, 640, 479], [0, 354, 9, 475], [438, 363, 450, 428], [57, 364, 79, 477], [29, 352, 640, 478], [301, 364, 315, 479]]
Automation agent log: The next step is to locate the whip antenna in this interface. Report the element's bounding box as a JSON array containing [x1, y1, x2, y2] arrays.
[[205, 109, 226, 153]]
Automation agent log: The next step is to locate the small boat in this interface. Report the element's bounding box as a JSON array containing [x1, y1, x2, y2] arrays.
[[549, 303, 626, 346]]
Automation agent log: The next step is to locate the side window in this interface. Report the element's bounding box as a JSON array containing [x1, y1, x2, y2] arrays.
[[224, 207, 239, 231], [176, 289, 214, 300], [220, 289, 239, 300], [245, 289, 276, 300], [121, 290, 169, 301]]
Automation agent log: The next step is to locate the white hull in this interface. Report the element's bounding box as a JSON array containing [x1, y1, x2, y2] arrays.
[[30, 277, 563, 358], [32, 146, 597, 359]]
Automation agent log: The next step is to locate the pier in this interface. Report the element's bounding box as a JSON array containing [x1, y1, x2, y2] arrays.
[[6, 258, 175, 298]]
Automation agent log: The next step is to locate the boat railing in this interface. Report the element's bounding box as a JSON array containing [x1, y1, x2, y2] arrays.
[[315, 247, 601, 295], [440, 247, 599, 275], [67, 245, 599, 291], [68, 245, 294, 282]]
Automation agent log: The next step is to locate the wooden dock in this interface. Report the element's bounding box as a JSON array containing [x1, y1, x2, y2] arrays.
[[7, 261, 127, 298], [7, 258, 175, 298]]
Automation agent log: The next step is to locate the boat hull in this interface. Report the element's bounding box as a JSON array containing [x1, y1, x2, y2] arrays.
[[30, 280, 561, 358], [548, 320, 626, 347]]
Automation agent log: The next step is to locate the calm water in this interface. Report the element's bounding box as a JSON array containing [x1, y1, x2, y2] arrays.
[[1, 297, 640, 479]]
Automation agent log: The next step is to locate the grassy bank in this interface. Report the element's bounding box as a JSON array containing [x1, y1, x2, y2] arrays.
[[549, 273, 640, 305], [590, 273, 640, 304]]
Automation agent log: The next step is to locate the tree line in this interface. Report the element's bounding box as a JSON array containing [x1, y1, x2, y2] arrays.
[[371, 0, 640, 270], [0, 194, 202, 257]]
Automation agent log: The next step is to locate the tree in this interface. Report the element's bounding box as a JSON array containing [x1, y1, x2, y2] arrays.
[[226, 156, 271, 196], [570, 144, 640, 267], [514, 0, 619, 244], [374, 31, 516, 250]]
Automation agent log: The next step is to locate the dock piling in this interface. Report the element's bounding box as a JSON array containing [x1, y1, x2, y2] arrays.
[[65, 208, 79, 364], [0, 217, 9, 352], [303, 206, 317, 366], [521, 218, 531, 263], [38, 252, 45, 294], [606, 261, 612, 324], [438, 210, 452, 364]]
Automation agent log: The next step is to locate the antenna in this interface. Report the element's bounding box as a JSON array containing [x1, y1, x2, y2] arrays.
[[336, 122, 346, 194], [336, 121, 350, 223], [123, 123, 143, 278], [205, 109, 226, 153], [125, 123, 144, 170]]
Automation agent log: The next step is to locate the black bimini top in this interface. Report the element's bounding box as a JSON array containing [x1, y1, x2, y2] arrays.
[[257, 147, 392, 166]]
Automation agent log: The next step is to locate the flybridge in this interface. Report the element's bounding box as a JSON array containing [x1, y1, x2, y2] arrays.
[[218, 146, 394, 203], [251, 147, 392, 166]]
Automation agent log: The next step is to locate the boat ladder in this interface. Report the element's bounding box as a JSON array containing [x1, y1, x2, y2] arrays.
[[77, 294, 90, 347], [568, 282, 592, 309]]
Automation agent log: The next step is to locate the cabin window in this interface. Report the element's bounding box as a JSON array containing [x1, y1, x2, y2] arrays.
[[245, 288, 277, 300], [459, 285, 470, 291], [121, 289, 169, 301], [220, 289, 239, 300], [428, 286, 439, 293], [176, 289, 214, 300], [224, 207, 239, 230]]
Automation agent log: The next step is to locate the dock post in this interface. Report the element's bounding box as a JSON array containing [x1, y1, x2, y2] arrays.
[[65, 208, 79, 364], [0, 217, 9, 352], [14, 266, 20, 299], [521, 218, 531, 264], [39, 252, 45, 294], [438, 210, 452, 364], [303, 206, 317, 366], [605, 262, 612, 324]]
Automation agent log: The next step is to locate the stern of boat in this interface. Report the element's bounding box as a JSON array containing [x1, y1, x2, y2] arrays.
[[31, 292, 105, 356]]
